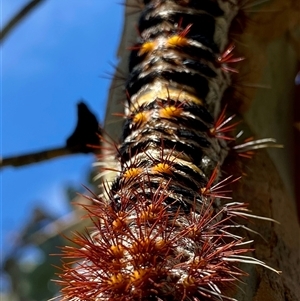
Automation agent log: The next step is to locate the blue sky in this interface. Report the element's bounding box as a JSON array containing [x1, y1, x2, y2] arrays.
[[1, 1, 124, 259]]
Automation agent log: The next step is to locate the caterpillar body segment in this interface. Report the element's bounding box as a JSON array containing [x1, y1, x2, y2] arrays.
[[57, 1, 281, 301]]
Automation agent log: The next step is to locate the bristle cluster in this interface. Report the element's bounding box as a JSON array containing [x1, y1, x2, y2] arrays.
[[58, 185, 266, 301], [57, 0, 280, 300]]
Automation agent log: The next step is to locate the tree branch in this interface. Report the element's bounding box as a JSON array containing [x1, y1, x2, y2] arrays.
[[1, 0, 47, 43], [1, 102, 101, 169], [1, 146, 78, 168]]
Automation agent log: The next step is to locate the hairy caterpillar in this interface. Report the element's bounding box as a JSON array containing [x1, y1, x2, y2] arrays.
[[56, 0, 300, 300]]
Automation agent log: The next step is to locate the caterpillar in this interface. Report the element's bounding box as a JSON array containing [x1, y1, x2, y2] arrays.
[[55, 0, 300, 300]]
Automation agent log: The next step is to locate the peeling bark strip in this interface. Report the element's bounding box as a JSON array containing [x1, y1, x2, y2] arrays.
[[57, 1, 283, 300]]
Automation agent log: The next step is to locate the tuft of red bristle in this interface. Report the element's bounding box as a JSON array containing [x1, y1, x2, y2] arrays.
[[217, 44, 245, 73], [209, 105, 241, 141], [57, 181, 280, 301]]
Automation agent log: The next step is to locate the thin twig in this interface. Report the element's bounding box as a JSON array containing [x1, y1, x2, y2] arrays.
[[0, 146, 80, 168], [1, 0, 47, 42], [1, 101, 101, 169]]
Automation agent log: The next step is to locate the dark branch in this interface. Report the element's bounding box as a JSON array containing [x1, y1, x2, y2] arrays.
[[1, 146, 77, 168], [1, 0, 47, 42], [1, 101, 101, 169]]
